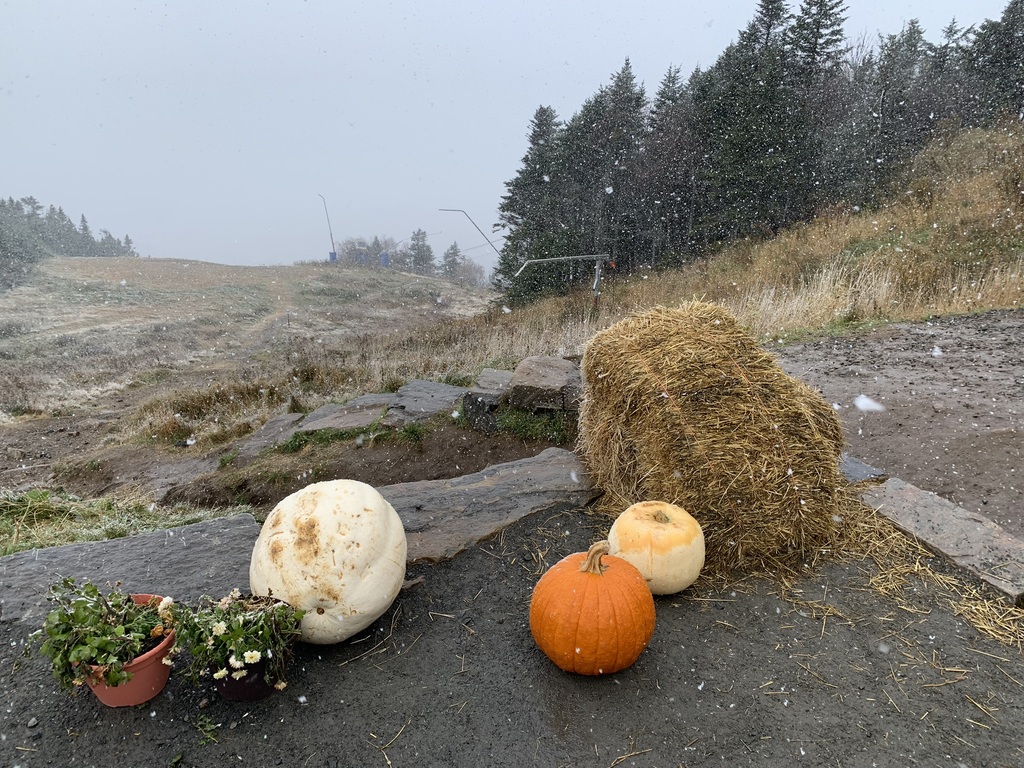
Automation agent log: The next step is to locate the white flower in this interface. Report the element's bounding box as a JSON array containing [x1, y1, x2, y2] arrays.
[[161, 655, 173, 666], [228, 654, 245, 669], [157, 596, 175, 621], [243, 650, 262, 664], [212, 621, 227, 636], [229, 588, 241, 600], [212, 668, 229, 680], [231, 670, 248, 680]]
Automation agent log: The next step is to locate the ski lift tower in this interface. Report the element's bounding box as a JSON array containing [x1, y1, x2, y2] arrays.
[[513, 253, 612, 305]]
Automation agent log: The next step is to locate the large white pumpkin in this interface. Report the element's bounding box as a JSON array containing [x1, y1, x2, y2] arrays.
[[249, 479, 407, 644], [607, 500, 705, 594]]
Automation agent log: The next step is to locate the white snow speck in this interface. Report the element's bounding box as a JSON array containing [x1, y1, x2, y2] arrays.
[[605, 186, 614, 194], [570, 470, 579, 483], [501, 306, 512, 314], [451, 410, 460, 419], [297, 695, 308, 704], [931, 346, 943, 357], [853, 394, 886, 412]]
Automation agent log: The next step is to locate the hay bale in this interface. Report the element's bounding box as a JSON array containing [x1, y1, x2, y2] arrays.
[[578, 302, 851, 577]]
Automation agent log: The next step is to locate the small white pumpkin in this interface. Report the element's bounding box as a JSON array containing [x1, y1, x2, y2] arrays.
[[249, 479, 407, 644], [607, 501, 705, 594]]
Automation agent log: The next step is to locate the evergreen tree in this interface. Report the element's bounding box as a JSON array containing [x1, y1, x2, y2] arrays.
[[919, 20, 984, 128], [968, 0, 1024, 118], [871, 20, 933, 189], [742, 0, 792, 50], [641, 66, 704, 262], [784, 0, 849, 209], [408, 228, 435, 274], [493, 104, 569, 302], [786, 0, 848, 89], [694, 17, 815, 241], [441, 242, 463, 279]]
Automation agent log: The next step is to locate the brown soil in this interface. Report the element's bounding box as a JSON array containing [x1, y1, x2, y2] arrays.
[[2, 310, 1023, 767]]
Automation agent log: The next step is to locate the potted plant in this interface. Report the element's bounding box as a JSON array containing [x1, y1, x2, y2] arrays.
[[30, 576, 176, 707], [171, 589, 304, 701]]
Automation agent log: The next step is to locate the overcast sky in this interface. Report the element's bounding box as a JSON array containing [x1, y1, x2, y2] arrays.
[[1, 1, 1011, 271]]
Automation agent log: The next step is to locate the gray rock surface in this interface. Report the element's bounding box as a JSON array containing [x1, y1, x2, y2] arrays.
[[475, 368, 513, 394], [382, 447, 598, 563], [298, 393, 398, 432], [862, 477, 1024, 606], [381, 380, 469, 426], [0, 514, 260, 625], [504, 355, 582, 411], [0, 449, 598, 622], [233, 412, 304, 465], [461, 391, 501, 434]]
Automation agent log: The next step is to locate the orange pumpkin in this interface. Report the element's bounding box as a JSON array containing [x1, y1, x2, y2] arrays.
[[529, 540, 656, 675]]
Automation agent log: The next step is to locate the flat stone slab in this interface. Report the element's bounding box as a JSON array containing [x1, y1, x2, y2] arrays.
[[839, 453, 887, 483], [0, 449, 599, 623], [234, 412, 304, 464], [0, 514, 261, 625], [380, 447, 598, 563], [298, 393, 397, 432], [861, 478, 1024, 606], [382, 380, 469, 427]]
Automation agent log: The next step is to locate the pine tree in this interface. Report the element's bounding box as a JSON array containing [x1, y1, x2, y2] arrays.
[[694, 13, 815, 242], [786, 0, 848, 89], [968, 0, 1024, 119], [493, 105, 569, 302], [641, 66, 704, 262], [441, 242, 463, 279], [408, 229, 435, 275]]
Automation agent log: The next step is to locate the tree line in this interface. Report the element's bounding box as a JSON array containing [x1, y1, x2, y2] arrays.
[[0, 196, 138, 289], [330, 229, 486, 287], [494, 0, 1024, 304]]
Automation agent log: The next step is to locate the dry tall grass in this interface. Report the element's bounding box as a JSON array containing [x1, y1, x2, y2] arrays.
[[360, 123, 1024, 380]]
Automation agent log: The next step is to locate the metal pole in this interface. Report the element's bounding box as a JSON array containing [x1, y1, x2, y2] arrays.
[[438, 208, 503, 260], [318, 194, 336, 260]]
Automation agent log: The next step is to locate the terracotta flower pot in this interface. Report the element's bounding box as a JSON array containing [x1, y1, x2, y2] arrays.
[[85, 594, 175, 708]]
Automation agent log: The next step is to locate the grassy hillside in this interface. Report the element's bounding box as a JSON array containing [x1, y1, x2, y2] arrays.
[[359, 122, 1024, 381], [2, 124, 1021, 443], [0, 258, 493, 421]]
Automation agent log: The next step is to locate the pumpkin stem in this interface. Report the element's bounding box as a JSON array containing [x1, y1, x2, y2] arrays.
[[654, 510, 671, 524], [579, 540, 611, 575]]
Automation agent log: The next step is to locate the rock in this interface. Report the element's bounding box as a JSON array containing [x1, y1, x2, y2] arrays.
[[0, 450, 599, 621], [0, 515, 262, 625], [380, 447, 598, 563], [475, 368, 513, 394], [461, 391, 501, 434], [381, 380, 469, 427], [862, 478, 1024, 607], [839, 454, 886, 483], [504, 356, 582, 412], [298, 393, 398, 433], [147, 457, 221, 501], [233, 412, 304, 465]]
